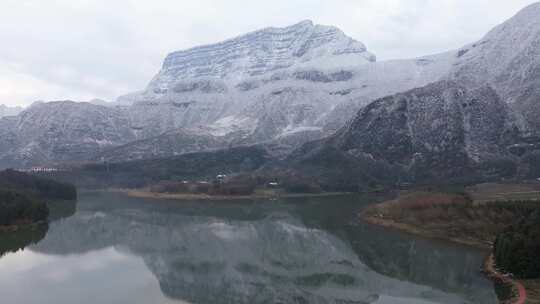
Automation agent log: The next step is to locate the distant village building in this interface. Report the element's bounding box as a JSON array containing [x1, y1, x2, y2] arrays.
[[268, 182, 279, 188], [28, 167, 60, 173], [215, 174, 227, 184]]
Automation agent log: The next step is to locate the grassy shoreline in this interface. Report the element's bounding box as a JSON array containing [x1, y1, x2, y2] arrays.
[[360, 211, 493, 249], [360, 191, 510, 248]]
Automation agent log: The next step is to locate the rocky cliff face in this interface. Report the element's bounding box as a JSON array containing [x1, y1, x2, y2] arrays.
[[151, 20, 375, 86]]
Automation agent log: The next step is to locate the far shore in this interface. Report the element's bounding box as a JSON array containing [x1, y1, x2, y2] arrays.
[[110, 189, 354, 201]]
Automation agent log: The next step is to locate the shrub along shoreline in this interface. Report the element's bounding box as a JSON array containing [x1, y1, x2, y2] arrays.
[[0, 190, 49, 228], [0, 169, 77, 229]]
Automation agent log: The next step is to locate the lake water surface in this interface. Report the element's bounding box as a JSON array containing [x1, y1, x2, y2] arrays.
[[0, 192, 498, 304]]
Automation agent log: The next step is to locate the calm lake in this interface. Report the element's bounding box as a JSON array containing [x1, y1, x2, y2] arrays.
[[0, 192, 498, 304]]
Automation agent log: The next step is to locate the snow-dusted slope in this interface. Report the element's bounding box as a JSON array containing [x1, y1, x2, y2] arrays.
[[448, 2, 540, 93], [447, 2, 540, 132], [0, 101, 136, 167], [287, 3, 540, 186]]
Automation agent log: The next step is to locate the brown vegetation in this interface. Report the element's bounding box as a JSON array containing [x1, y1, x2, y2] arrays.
[[361, 191, 518, 247], [362, 187, 540, 303]]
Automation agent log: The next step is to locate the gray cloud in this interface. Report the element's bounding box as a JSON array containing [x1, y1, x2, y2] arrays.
[[0, 0, 538, 106]]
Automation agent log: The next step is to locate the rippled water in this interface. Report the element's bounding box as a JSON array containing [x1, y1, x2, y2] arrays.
[[0, 192, 498, 304]]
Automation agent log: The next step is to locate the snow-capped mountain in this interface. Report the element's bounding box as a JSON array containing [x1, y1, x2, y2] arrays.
[[115, 20, 457, 159], [122, 20, 455, 142], [0, 20, 459, 167]]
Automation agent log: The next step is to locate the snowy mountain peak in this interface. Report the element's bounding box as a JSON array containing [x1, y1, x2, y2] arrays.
[[265, 19, 315, 31], [152, 21, 375, 88]]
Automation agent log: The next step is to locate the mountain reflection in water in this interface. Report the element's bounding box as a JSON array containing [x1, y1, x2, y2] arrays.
[[0, 192, 498, 304]]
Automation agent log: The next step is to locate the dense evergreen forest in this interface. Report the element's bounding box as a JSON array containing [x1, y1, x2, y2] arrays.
[[494, 207, 540, 278], [0, 169, 76, 200], [0, 170, 76, 227], [0, 190, 49, 226]]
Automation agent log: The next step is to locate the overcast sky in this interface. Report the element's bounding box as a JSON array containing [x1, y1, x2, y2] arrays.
[[1, 0, 538, 107]]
